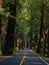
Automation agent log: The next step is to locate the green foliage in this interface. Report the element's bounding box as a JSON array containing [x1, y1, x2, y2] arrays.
[[1, 0, 49, 53], [3, 0, 15, 3]]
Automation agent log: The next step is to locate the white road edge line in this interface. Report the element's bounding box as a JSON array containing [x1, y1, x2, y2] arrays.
[[38, 55, 49, 65], [33, 51, 49, 65], [23, 49, 49, 65]]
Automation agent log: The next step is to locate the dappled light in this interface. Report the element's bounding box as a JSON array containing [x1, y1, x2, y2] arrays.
[[0, 0, 49, 65]]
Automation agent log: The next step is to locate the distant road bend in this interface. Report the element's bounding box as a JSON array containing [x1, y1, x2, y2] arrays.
[[0, 48, 49, 65]]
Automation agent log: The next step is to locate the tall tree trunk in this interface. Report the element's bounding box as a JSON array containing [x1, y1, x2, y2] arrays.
[[46, 6, 49, 57], [44, 22, 48, 56], [0, 0, 2, 54], [0, 15, 2, 54], [34, 33, 38, 51], [37, 1, 45, 55], [29, 21, 33, 49], [2, 2, 16, 55], [47, 29, 49, 57]]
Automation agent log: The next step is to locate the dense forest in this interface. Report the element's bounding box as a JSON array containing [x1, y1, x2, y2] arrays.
[[0, 0, 49, 57]]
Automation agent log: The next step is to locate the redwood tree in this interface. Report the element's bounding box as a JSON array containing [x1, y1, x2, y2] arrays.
[[37, 1, 45, 55], [2, 1, 17, 55], [0, 0, 2, 54]]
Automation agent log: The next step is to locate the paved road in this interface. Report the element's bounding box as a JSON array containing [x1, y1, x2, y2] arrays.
[[0, 48, 49, 65]]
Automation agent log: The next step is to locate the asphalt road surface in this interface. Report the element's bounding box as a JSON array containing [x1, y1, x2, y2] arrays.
[[0, 48, 49, 65]]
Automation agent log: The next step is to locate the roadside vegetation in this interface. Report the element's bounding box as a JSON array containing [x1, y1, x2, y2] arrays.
[[0, 0, 49, 59]]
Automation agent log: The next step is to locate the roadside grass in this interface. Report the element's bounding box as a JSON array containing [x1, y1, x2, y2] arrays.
[[0, 47, 19, 60], [0, 54, 12, 60], [43, 56, 49, 61], [0, 55, 9, 60]]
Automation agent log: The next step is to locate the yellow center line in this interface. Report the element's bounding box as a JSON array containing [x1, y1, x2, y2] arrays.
[[19, 53, 27, 65]]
